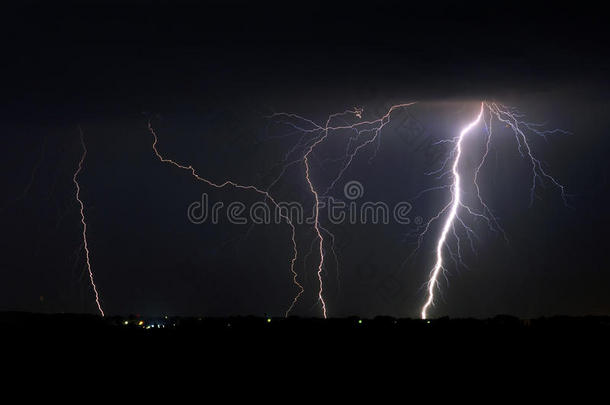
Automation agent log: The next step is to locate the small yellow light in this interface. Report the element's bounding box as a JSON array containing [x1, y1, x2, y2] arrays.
[[358, 319, 363, 324], [426, 320, 431, 324], [123, 321, 129, 325], [138, 320, 144, 326], [267, 318, 271, 323]]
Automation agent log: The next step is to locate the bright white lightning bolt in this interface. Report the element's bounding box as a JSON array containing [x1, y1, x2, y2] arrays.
[[73, 128, 104, 317], [419, 101, 569, 319], [421, 103, 484, 320]]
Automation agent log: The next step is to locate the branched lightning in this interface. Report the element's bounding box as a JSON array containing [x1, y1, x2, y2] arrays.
[[0, 91, 568, 319], [143, 98, 564, 320], [419, 101, 569, 319], [267, 102, 416, 317], [420, 103, 484, 319], [73, 128, 104, 316]]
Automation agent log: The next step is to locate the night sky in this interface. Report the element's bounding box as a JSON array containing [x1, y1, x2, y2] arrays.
[[1, 1, 609, 318]]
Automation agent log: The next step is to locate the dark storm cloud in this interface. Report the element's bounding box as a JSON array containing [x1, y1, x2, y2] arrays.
[[3, 1, 609, 115]]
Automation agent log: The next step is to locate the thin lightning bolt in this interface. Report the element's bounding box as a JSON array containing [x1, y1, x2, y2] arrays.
[[148, 121, 303, 316], [73, 128, 104, 317], [268, 102, 416, 317], [419, 101, 569, 319], [303, 133, 329, 318]]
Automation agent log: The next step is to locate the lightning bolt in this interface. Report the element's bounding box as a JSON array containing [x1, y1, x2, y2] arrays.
[[268, 102, 416, 317], [73, 128, 104, 317], [303, 132, 330, 318], [419, 101, 569, 319], [146, 99, 562, 320], [420, 103, 484, 319], [148, 121, 303, 316]]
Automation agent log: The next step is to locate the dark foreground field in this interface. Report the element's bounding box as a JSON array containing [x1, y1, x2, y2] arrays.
[[3, 312, 609, 386], [3, 311, 609, 351]]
